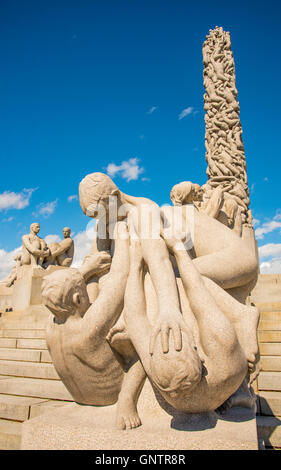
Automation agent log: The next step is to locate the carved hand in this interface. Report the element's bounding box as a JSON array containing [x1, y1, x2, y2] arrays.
[[81, 251, 112, 279], [149, 310, 189, 355]]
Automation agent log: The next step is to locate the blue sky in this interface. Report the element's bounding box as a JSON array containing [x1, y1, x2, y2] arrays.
[[0, 0, 281, 277]]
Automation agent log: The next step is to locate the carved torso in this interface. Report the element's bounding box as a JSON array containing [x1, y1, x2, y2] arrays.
[[46, 316, 124, 406]]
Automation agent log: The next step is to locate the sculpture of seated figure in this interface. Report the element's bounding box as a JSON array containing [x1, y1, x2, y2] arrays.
[[0, 253, 22, 287], [6, 253, 22, 287], [21, 223, 50, 267], [43, 227, 74, 268]]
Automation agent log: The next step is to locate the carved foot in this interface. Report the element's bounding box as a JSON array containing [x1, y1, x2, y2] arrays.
[[116, 403, 142, 430]]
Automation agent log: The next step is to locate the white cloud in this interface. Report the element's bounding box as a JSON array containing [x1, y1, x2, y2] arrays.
[[258, 242, 281, 274], [44, 234, 61, 245], [255, 220, 281, 240], [67, 195, 78, 202], [2, 216, 14, 223], [178, 107, 194, 120], [252, 218, 260, 228], [260, 258, 281, 274], [147, 106, 158, 114], [258, 243, 281, 259], [72, 225, 96, 268], [0, 246, 22, 281], [0, 188, 36, 212], [33, 199, 58, 218], [106, 158, 145, 182]]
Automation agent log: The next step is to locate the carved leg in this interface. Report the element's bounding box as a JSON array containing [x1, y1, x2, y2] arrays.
[[116, 357, 146, 430]]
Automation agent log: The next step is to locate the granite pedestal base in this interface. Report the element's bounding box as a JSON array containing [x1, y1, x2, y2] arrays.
[[21, 381, 258, 450]]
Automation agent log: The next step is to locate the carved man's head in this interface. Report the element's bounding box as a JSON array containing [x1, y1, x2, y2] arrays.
[[149, 331, 202, 402], [41, 269, 90, 321], [79, 172, 119, 219], [63, 227, 71, 238], [30, 223, 40, 234]]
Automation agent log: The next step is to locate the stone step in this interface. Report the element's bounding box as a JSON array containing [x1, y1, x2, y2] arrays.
[[258, 372, 281, 391], [0, 348, 42, 362], [0, 360, 59, 380], [0, 418, 22, 450], [257, 415, 281, 448], [261, 356, 281, 372], [260, 343, 281, 356], [258, 331, 281, 343], [255, 302, 281, 312], [260, 311, 281, 321], [16, 339, 47, 350], [0, 377, 73, 401], [40, 350, 52, 363], [29, 399, 70, 419], [0, 338, 17, 348], [0, 329, 46, 339], [258, 391, 281, 417], [258, 320, 281, 331], [0, 394, 48, 421]]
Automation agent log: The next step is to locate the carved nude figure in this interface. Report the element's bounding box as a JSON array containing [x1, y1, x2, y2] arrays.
[[0, 253, 22, 287], [42, 221, 146, 429], [43, 227, 74, 268], [122, 237, 256, 413], [21, 223, 50, 266], [79, 172, 188, 352], [169, 181, 258, 304]]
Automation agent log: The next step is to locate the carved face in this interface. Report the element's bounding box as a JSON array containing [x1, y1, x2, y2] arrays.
[[63, 228, 71, 238], [31, 223, 40, 234]]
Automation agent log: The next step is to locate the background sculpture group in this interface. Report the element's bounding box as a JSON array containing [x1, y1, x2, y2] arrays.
[[1, 224, 74, 288]]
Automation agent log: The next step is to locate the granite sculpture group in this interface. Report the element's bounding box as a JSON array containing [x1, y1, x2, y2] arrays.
[[2, 27, 261, 436], [0, 225, 74, 289], [41, 167, 259, 430]]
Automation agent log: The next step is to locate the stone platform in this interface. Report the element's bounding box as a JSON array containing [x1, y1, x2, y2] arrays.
[[21, 381, 258, 450]]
